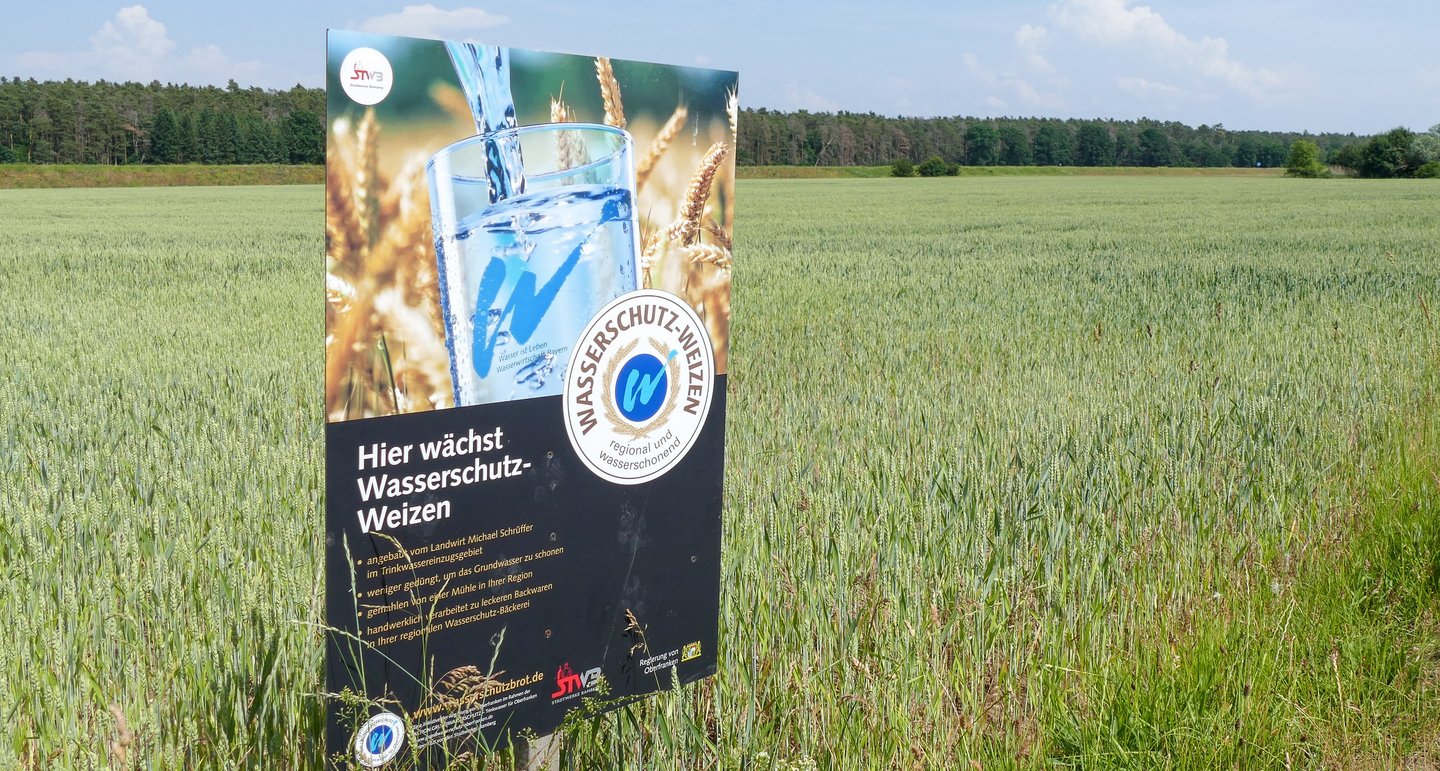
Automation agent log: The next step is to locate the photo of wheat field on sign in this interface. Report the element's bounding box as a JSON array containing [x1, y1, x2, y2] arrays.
[[324, 33, 736, 422]]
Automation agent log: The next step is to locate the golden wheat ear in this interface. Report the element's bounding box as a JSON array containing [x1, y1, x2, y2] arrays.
[[704, 216, 733, 251], [354, 109, 380, 252], [549, 94, 570, 124], [326, 108, 452, 419], [636, 104, 688, 191], [726, 87, 739, 143], [685, 243, 733, 271], [641, 141, 730, 252], [326, 118, 364, 266], [595, 57, 626, 129], [638, 141, 730, 287], [550, 95, 590, 173], [429, 82, 473, 127], [676, 141, 730, 246]]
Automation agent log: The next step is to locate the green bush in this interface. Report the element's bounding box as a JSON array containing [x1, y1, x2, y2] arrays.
[[917, 155, 949, 177], [1284, 139, 1329, 178], [1358, 128, 1415, 178], [1416, 161, 1440, 179], [891, 158, 915, 177]]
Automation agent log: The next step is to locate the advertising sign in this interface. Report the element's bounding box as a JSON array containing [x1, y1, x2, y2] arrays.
[[323, 30, 736, 767]]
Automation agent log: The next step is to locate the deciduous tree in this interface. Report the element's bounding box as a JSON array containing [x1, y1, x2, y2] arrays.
[[1283, 139, 1327, 178], [965, 123, 999, 166]]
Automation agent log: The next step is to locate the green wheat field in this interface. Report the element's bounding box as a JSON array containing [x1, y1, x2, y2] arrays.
[[1, 177, 1437, 769]]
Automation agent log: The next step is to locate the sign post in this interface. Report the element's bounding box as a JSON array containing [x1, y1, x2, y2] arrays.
[[517, 734, 560, 771], [323, 30, 736, 769]]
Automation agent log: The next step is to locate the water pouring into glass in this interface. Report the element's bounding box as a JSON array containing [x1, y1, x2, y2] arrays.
[[428, 44, 640, 406]]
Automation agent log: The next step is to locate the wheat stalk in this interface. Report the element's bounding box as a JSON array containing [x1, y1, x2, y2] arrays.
[[638, 141, 728, 286], [326, 120, 366, 264], [550, 95, 590, 174], [327, 109, 452, 419], [645, 141, 728, 252], [595, 57, 626, 129], [636, 104, 688, 191], [726, 86, 739, 142], [107, 705, 133, 768], [431, 665, 506, 708], [623, 609, 650, 658], [704, 216, 733, 251], [370, 155, 426, 275], [684, 243, 733, 271], [355, 109, 380, 249], [677, 141, 728, 244], [429, 82, 472, 126]]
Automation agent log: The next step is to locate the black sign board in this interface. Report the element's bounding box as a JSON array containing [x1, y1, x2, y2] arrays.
[[323, 30, 736, 768]]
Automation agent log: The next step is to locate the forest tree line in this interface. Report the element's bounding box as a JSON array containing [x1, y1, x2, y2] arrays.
[[0, 77, 324, 165], [0, 76, 1396, 170], [736, 108, 1375, 169]]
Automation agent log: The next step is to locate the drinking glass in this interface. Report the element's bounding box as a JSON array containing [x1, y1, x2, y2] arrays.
[[428, 124, 639, 406]]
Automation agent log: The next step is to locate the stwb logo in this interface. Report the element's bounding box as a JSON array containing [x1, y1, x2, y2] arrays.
[[350, 64, 385, 83], [550, 662, 603, 700], [339, 47, 394, 106]]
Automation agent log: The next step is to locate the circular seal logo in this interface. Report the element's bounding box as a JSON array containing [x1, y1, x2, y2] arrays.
[[563, 290, 714, 485], [339, 47, 394, 106], [352, 711, 405, 768]]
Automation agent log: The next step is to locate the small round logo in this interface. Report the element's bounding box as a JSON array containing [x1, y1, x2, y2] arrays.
[[339, 47, 394, 106], [615, 353, 670, 422], [353, 711, 405, 768], [563, 290, 714, 485]]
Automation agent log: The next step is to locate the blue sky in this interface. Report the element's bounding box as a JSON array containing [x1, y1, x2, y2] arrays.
[[2, 1, 1436, 135]]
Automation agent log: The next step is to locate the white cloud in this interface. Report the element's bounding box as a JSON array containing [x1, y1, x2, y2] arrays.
[[873, 75, 923, 114], [357, 5, 508, 40], [90, 4, 174, 79], [1016, 24, 1050, 48], [1048, 0, 1283, 98], [1015, 24, 1053, 73], [1117, 75, 1181, 98], [780, 80, 839, 112], [14, 5, 271, 86], [963, 52, 1064, 111], [1050, 0, 1175, 46], [186, 44, 264, 85]]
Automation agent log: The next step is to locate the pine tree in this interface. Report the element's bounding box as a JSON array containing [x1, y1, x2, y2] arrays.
[[150, 107, 178, 163], [282, 109, 323, 164], [177, 111, 198, 163]]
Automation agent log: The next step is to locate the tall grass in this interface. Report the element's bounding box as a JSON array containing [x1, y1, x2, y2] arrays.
[[735, 166, 1286, 179], [0, 164, 323, 189], [0, 187, 324, 768], [702, 177, 1439, 769], [0, 178, 1435, 768]]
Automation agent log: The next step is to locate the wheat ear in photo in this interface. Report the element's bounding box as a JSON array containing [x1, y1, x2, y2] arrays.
[[590, 58, 736, 374], [325, 108, 452, 421]]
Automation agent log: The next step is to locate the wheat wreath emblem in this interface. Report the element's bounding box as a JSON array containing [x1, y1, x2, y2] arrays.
[[601, 338, 681, 438]]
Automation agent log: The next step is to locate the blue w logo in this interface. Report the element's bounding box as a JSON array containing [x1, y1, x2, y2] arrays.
[[615, 350, 676, 422], [367, 725, 393, 754], [623, 366, 665, 411]]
